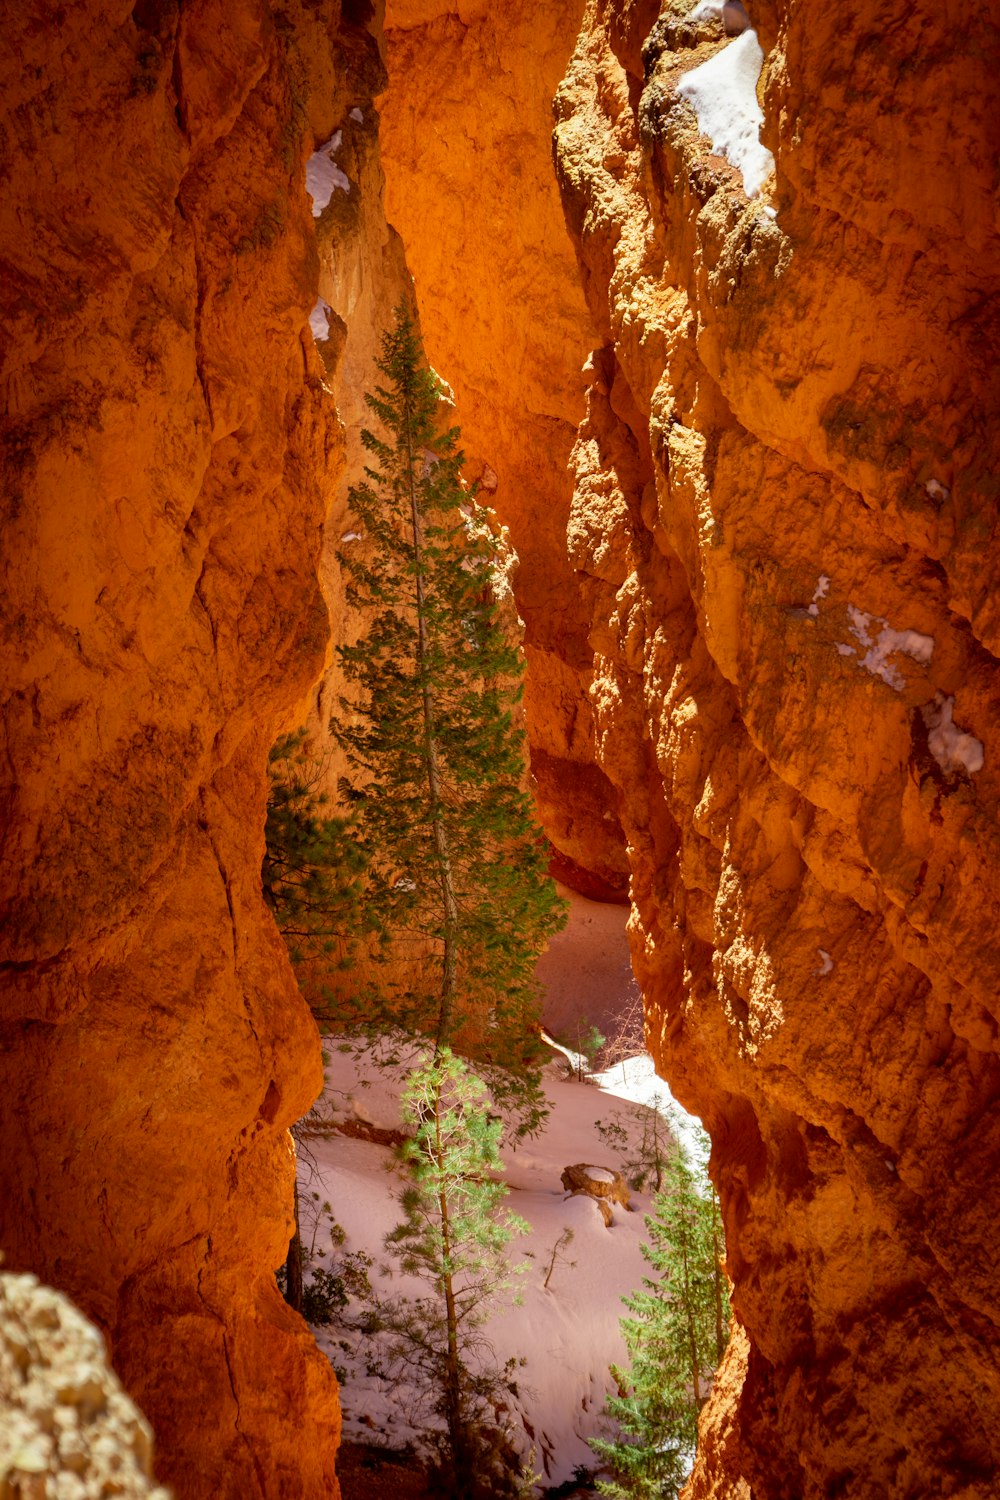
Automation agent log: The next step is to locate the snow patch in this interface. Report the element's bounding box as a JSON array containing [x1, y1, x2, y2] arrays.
[[835, 642, 856, 657], [309, 298, 332, 341], [306, 133, 351, 215], [307, 1039, 682, 1486], [921, 692, 984, 775], [807, 573, 830, 618], [814, 949, 834, 977], [580, 1166, 615, 1185], [925, 478, 950, 502], [846, 605, 935, 690], [687, 0, 723, 17], [340, 531, 361, 543], [349, 107, 364, 123], [677, 30, 775, 198]]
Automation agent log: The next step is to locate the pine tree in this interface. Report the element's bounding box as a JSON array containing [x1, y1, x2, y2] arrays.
[[334, 304, 566, 1134], [264, 731, 371, 1311], [262, 729, 367, 995], [371, 1049, 531, 1499], [591, 1131, 730, 1499]]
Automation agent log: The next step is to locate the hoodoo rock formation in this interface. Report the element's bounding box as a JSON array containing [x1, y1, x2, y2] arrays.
[[0, 2, 377, 1493], [550, 2, 1000, 1496]]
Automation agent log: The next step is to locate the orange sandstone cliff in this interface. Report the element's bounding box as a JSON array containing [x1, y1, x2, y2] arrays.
[[377, 0, 1000, 1494], [551, 1, 1000, 1496], [379, 0, 631, 898], [0, 1, 376, 1493], [4, 1, 1000, 1497]]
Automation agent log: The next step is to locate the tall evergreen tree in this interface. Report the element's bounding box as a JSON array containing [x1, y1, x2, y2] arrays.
[[372, 1049, 531, 1499], [263, 730, 366, 993], [334, 304, 565, 1133], [591, 1130, 730, 1499]]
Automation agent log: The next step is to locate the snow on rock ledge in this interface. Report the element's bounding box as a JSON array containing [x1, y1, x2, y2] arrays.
[[677, 30, 774, 197], [922, 692, 984, 775], [307, 131, 351, 215]]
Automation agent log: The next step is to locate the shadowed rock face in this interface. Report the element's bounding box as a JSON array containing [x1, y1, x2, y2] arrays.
[[551, 1, 1000, 1496], [379, 0, 631, 892], [0, 1, 379, 1493]]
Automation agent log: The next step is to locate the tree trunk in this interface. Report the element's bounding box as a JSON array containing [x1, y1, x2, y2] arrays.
[[680, 1222, 702, 1406], [402, 388, 461, 1050], [712, 1191, 725, 1362], [283, 1175, 304, 1315], [434, 1088, 467, 1482]]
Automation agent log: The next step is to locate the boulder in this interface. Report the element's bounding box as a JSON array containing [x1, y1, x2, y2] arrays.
[[560, 1164, 632, 1226]]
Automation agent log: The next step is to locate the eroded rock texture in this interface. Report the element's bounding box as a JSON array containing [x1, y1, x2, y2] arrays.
[[0, 2, 366, 1493], [379, 0, 631, 897], [552, 1, 1000, 1496], [0, 1272, 169, 1499]]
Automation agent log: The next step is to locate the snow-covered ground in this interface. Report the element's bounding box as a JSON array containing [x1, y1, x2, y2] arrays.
[[299, 892, 702, 1490]]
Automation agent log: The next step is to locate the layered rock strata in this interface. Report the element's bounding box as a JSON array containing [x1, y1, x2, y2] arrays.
[[379, 0, 630, 895], [552, 2, 1000, 1496], [0, 1, 373, 1492]]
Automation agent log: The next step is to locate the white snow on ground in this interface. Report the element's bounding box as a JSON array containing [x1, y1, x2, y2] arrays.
[[349, 107, 364, 123], [307, 1043, 665, 1486], [300, 892, 705, 1490], [677, 30, 775, 197], [921, 692, 984, 775], [687, 0, 723, 17], [925, 478, 950, 501], [843, 605, 934, 689], [306, 132, 351, 215]]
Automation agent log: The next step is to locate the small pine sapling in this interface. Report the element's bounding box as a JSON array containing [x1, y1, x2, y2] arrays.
[[542, 1228, 577, 1291], [591, 1129, 730, 1498], [368, 1049, 532, 1499]]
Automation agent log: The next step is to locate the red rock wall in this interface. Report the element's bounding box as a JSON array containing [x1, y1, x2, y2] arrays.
[[0, 2, 368, 1493], [552, 2, 1000, 1496], [379, 0, 631, 896]]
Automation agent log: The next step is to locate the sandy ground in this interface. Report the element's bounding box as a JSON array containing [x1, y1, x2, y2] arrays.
[[535, 886, 640, 1050]]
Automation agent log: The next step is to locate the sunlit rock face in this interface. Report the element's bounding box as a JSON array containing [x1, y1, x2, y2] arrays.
[[0, 1, 367, 1493], [553, 1, 1000, 1495], [378, 0, 631, 895]]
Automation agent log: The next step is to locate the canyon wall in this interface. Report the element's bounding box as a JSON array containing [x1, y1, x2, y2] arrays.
[[380, 0, 631, 898], [551, 1, 1000, 1496], [380, 0, 1000, 1494], [0, 1, 374, 1492], [4, 1, 998, 1497]]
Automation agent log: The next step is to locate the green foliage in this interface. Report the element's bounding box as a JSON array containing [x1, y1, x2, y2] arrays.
[[591, 1130, 730, 1499], [595, 1094, 672, 1192], [554, 1019, 606, 1082], [263, 729, 366, 1005], [277, 1192, 373, 1337], [368, 1049, 532, 1499], [334, 304, 566, 1134]]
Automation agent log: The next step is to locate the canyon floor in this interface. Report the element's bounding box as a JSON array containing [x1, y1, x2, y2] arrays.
[[302, 888, 701, 1494]]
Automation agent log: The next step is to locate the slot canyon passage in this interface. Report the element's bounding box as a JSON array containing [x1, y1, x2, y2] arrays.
[[1, 0, 999, 1496]]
